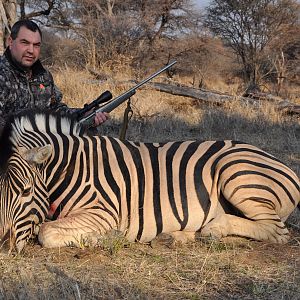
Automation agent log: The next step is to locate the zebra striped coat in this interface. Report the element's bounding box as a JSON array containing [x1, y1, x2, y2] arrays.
[[0, 111, 299, 252]]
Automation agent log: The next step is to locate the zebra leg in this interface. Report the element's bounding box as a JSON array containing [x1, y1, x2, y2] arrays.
[[150, 231, 196, 247], [200, 213, 290, 243], [38, 213, 112, 248]]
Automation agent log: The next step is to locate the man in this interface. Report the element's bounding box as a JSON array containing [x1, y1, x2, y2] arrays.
[[0, 19, 108, 129]]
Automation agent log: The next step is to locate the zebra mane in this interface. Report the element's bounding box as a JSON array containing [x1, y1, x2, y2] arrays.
[[0, 109, 85, 172]]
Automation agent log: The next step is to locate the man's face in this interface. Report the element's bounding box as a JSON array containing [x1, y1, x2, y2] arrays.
[[8, 26, 41, 69]]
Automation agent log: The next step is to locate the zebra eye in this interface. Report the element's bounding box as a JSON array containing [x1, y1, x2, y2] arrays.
[[22, 188, 31, 197]]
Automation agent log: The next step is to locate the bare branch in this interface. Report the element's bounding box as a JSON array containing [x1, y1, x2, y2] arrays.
[[22, 0, 55, 19]]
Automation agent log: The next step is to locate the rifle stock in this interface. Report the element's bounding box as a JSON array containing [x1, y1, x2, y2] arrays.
[[78, 61, 177, 127]]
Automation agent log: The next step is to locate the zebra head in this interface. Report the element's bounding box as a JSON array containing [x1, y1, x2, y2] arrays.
[[0, 144, 52, 253], [0, 110, 84, 253]]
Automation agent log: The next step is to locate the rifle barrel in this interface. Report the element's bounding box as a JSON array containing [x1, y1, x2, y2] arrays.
[[79, 60, 177, 125], [129, 60, 177, 91]]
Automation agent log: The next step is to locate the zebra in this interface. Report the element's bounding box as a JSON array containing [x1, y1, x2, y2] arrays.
[[0, 110, 299, 253]]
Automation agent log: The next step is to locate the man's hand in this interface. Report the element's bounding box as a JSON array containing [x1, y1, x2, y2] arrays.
[[94, 111, 109, 126]]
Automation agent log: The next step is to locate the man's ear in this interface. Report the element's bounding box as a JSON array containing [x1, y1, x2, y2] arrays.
[[6, 36, 12, 48]]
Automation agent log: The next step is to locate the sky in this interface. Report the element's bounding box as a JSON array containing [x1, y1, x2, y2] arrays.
[[194, 0, 211, 8]]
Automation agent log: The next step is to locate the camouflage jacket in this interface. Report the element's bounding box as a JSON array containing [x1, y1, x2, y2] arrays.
[[0, 48, 70, 127]]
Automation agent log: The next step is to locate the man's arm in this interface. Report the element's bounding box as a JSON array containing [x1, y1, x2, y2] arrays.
[[0, 71, 14, 126]]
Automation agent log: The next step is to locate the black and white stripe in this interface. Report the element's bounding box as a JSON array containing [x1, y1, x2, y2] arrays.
[[0, 111, 299, 252]]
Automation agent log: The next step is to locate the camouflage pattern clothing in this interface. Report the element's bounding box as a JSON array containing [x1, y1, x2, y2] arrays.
[[0, 48, 71, 128]]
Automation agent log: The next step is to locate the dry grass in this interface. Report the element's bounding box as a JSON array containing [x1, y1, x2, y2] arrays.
[[0, 235, 299, 299], [58, 67, 298, 174], [1, 68, 299, 299]]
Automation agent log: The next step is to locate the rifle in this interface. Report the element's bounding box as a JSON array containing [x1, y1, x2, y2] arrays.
[[78, 61, 177, 127]]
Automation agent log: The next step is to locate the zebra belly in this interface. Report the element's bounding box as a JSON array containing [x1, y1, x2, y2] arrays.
[[99, 140, 221, 242], [122, 192, 209, 243]]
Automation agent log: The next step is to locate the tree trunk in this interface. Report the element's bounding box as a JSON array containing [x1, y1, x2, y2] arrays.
[[0, 0, 17, 54], [143, 81, 300, 115]]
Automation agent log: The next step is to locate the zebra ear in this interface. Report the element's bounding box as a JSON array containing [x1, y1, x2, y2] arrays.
[[19, 145, 53, 165]]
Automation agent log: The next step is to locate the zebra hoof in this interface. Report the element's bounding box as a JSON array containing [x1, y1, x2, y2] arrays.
[[150, 233, 176, 248], [200, 226, 224, 241]]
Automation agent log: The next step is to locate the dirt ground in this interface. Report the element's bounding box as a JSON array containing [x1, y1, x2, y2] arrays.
[[0, 224, 299, 299]]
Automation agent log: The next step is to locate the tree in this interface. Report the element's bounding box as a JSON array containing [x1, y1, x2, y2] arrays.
[[0, 0, 16, 53], [53, 0, 200, 69], [19, 0, 55, 19], [205, 0, 300, 90], [0, 0, 56, 53], [0, 0, 207, 78], [267, 22, 300, 94]]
